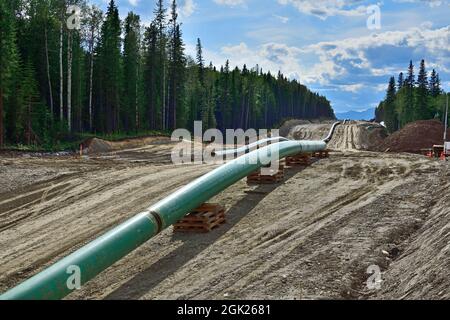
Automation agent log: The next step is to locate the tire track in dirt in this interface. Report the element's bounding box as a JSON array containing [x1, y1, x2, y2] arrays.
[[62, 151, 440, 300], [0, 135, 444, 300], [0, 162, 216, 292]]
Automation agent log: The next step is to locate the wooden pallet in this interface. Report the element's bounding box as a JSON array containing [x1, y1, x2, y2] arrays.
[[247, 165, 285, 184], [286, 154, 311, 166], [312, 150, 330, 159], [174, 203, 226, 233]]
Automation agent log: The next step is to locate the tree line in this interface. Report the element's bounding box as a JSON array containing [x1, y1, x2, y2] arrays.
[[375, 59, 448, 133], [0, 0, 335, 148]]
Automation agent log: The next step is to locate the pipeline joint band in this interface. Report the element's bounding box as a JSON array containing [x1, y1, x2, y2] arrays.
[[149, 211, 164, 234]]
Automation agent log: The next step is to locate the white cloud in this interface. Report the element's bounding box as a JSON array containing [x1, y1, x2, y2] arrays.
[[273, 14, 290, 23], [394, 0, 447, 7], [277, 0, 368, 19], [128, 0, 140, 7], [214, 0, 247, 6], [194, 24, 450, 93], [302, 26, 450, 83], [375, 83, 388, 92], [219, 42, 307, 80], [180, 0, 196, 17], [340, 84, 365, 92]]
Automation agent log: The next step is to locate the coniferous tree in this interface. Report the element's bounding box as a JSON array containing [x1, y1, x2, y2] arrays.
[[196, 38, 205, 86], [168, 0, 185, 130], [0, 0, 337, 147], [154, 0, 167, 130], [404, 60, 415, 123], [17, 61, 42, 145], [429, 69, 442, 97], [83, 5, 103, 131], [0, 0, 19, 146], [377, 59, 447, 132], [397, 72, 404, 90], [143, 23, 158, 130], [415, 59, 429, 120], [97, 0, 121, 133], [196, 38, 211, 127], [123, 12, 141, 132], [384, 76, 397, 133]]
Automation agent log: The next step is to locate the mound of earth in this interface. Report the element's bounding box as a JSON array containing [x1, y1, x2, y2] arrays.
[[82, 138, 113, 154], [81, 136, 171, 155], [279, 119, 313, 137], [375, 120, 448, 154]]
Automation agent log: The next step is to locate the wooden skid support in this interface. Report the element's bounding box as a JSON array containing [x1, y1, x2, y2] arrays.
[[285, 153, 311, 166], [312, 150, 330, 159], [247, 165, 285, 184], [174, 203, 226, 233]]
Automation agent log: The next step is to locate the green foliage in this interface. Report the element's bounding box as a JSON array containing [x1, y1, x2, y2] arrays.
[[384, 77, 397, 133], [1, 0, 335, 151], [377, 59, 447, 133]]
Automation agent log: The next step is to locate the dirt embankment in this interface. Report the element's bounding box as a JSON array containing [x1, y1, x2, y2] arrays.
[[82, 136, 172, 154], [375, 170, 450, 299], [375, 120, 448, 154]]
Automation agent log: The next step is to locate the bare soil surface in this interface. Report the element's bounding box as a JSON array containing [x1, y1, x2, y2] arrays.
[[286, 120, 387, 151], [375, 120, 449, 153], [1, 122, 449, 300]]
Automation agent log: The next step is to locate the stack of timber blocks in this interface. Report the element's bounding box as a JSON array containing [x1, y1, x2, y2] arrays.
[[174, 203, 226, 233]]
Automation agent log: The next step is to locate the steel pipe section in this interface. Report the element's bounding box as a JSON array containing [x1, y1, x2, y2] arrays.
[[323, 122, 341, 144], [1, 140, 326, 300], [214, 137, 289, 157]]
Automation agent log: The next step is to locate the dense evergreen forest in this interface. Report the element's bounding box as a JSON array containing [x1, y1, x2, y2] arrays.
[[0, 0, 335, 149], [376, 59, 448, 133]]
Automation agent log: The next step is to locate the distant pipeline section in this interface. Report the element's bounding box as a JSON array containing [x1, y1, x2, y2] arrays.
[[1, 123, 340, 300], [215, 121, 342, 156]]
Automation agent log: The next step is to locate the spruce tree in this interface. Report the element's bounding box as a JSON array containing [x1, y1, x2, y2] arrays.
[[405, 60, 415, 123], [17, 61, 42, 145], [123, 12, 141, 132], [98, 0, 122, 133], [84, 5, 103, 132], [0, 0, 18, 146], [415, 59, 429, 120], [384, 76, 397, 133], [143, 23, 158, 130], [397, 72, 404, 90], [196, 38, 205, 86], [168, 0, 185, 130], [429, 69, 441, 97], [154, 0, 167, 130]]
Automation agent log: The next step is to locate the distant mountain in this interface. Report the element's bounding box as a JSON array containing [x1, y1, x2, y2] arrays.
[[335, 108, 375, 121]]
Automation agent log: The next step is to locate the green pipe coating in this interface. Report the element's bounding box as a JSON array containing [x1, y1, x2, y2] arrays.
[[1, 140, 326, 300]]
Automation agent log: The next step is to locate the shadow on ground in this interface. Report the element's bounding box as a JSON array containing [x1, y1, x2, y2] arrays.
[[105, 165, 309, 300]]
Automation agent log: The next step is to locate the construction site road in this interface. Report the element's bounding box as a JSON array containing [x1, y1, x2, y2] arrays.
[[1, 122, 449, 300]]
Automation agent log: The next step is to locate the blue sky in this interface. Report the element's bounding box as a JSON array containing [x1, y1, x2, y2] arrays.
[[94, 0, 450, 114]]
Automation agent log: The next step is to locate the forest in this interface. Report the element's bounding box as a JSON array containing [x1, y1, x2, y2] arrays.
[[375, 59, 448, 133], [0, 0, 335, 150]]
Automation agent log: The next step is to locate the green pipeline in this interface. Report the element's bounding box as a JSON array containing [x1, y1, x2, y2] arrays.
[[0, 140, 326, 300]]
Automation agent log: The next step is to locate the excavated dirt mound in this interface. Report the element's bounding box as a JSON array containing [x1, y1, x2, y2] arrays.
[[82, 136, 171, 155], [279, 120, 314, 137], [82, 138, 113, 154], [375, 120, 448, 154]]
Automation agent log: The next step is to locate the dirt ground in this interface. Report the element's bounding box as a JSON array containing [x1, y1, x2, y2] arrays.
[[1, 122, 449, 300], [375, 120, 449, 154], [286, 120, 387, 151]]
